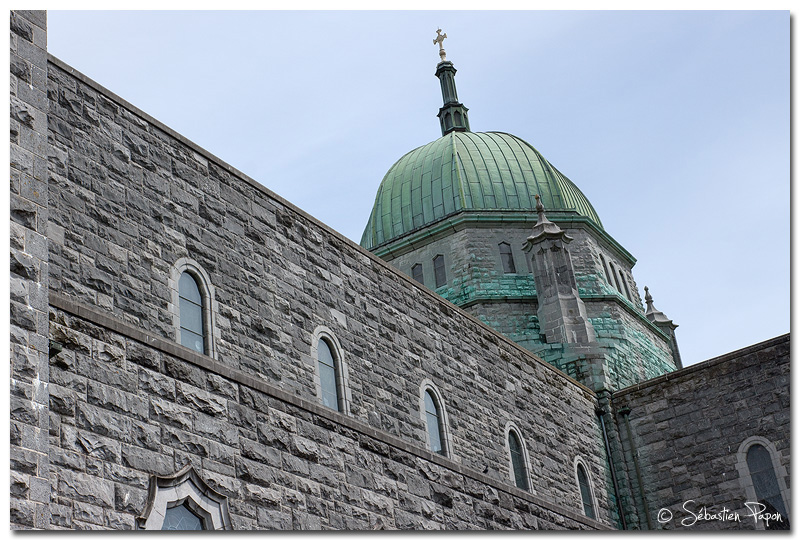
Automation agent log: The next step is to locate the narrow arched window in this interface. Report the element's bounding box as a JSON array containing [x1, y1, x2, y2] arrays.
[[576, 462, 596, 519], [747, 444, 789, 522], [424, 390, 445, 455], [621, 273, 633, 301], [433, 255, 446, 288], [499, 242, 516, 274], [318, 338, 340, 412], [411, 263, 424, 285], [179, 272, 205, 354], [508, 430, 529, 491], [599, 254, 613, 285], [610, 262, 623, 293]]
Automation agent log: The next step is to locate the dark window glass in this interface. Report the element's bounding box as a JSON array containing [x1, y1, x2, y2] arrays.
[[318, 339, 340, 412], [424, 390, 445, 455], [509, 431, 529, 491], [621, 274, 632, 301], [433, 255, 446, 288], [610, 263, 623, 293], [412, 263, 424, 284], [179, 272, 205, 354], [577, 463, 596, 519], [747, 444, 788, 520], [162, 503, 205, 530], [599, 254, 612, 284], [500, 243, 516, 274]]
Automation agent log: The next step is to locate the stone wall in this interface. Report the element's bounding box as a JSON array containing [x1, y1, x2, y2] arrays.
[[36, 51, 616, 529], [612, 334, 790, 530], [44, 296, 610, 530], [10, 10, 52, 529]]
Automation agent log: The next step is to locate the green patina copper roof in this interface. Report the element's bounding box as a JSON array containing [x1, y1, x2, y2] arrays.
[[360, 131, 603, 250]]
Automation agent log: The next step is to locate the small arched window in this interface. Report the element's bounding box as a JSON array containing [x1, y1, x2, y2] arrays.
[[318, 338, 340, 411], [746, 444, 789, 524], [433, 255, 446, 288], [179, 272, 205, 354], [499, 242, 516, 274], [506, 426, 530, 491], [411, 263, 424, 285], [312, 327, 351, 414], [576, 460, 596, 519], [610, 262, 623, 293], [599, 254, 613, 285], [170, 258, 216, 359], [424, 390, 445, 455], [621, 273, 633, 301]]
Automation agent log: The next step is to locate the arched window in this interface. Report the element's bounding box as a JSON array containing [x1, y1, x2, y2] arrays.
[[318, 338, 340, 411], [179, 272, 205, 354], [619, 270, 632, 301], [433, 255, 446, 288], [575, 459, 596, 520], [420, 381, 450, 457], [137, 465, 232, 530], [170, 258, 217, 358], [599, 254, 613, 285], [499, 242, 516, 274], [505, 423, 530, 491], [736, 437, 790, 529], [312, 327, 351, 414], [411, 263, 424, 285], [610, 262, 623, 293]]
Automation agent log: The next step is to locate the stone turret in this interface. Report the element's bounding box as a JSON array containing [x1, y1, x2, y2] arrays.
[[644, 286, 682, 368], [523, 195, 596, 345]]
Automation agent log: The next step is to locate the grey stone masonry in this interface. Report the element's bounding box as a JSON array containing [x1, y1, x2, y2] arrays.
[[612, 334, 790, 530], [10, 10, 51, 530], [46, 297, 611, 530], [39, 51, 616, 528]]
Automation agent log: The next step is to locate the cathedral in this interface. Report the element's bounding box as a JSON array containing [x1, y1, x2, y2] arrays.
[[10, 11, 789, 530]]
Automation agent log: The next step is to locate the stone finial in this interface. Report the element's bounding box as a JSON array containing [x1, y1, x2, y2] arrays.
[[525, 194, 566, 244], [644, 286, 654, 310], [433, 29, 447, 62]]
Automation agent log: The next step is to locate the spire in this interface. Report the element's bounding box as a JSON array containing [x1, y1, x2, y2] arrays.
[[433, 29, 470, 136], [643, 286, 671, 324], [527, 195, 569, 241]]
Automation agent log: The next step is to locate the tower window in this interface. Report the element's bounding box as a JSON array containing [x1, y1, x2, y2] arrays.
[[610, 262, 623, 293], [317, 338, 340, 412], [433, 255, 446, 288], [499, 242, 516, 274], [576, 462, 596, 519], [162, 502, 206, 530], [507, 428, 529, 491], [412, 263, 424, 285], [424, 389, 446, 455], [599, 254, 613, 285], [179, 272, 206, 354], [621, 273, 633, 301]]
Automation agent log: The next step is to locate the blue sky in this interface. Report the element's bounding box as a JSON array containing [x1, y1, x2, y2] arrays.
[[47, 10, 789, 366]]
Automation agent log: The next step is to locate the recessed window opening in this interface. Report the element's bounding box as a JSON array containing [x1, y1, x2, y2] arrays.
[[576, 462, 596, 519], [318, 338, 340, 412], [424, 389, 446, 455], [179, 272, 205, 354], [412, 263, 424, 284], [747, 444, 789, 522], [508, 429, 529, 491], [500, 242, 516, 274], [433, 255, 446, 288]]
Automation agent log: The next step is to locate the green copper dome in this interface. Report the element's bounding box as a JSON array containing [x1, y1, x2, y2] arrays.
[[360, 131, 603, 250]]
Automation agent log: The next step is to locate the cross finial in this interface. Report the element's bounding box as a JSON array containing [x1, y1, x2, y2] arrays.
[[433, 28, 447, 62]]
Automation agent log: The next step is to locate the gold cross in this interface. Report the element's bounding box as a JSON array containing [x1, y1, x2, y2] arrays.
[[433, 28, 447, 61]]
